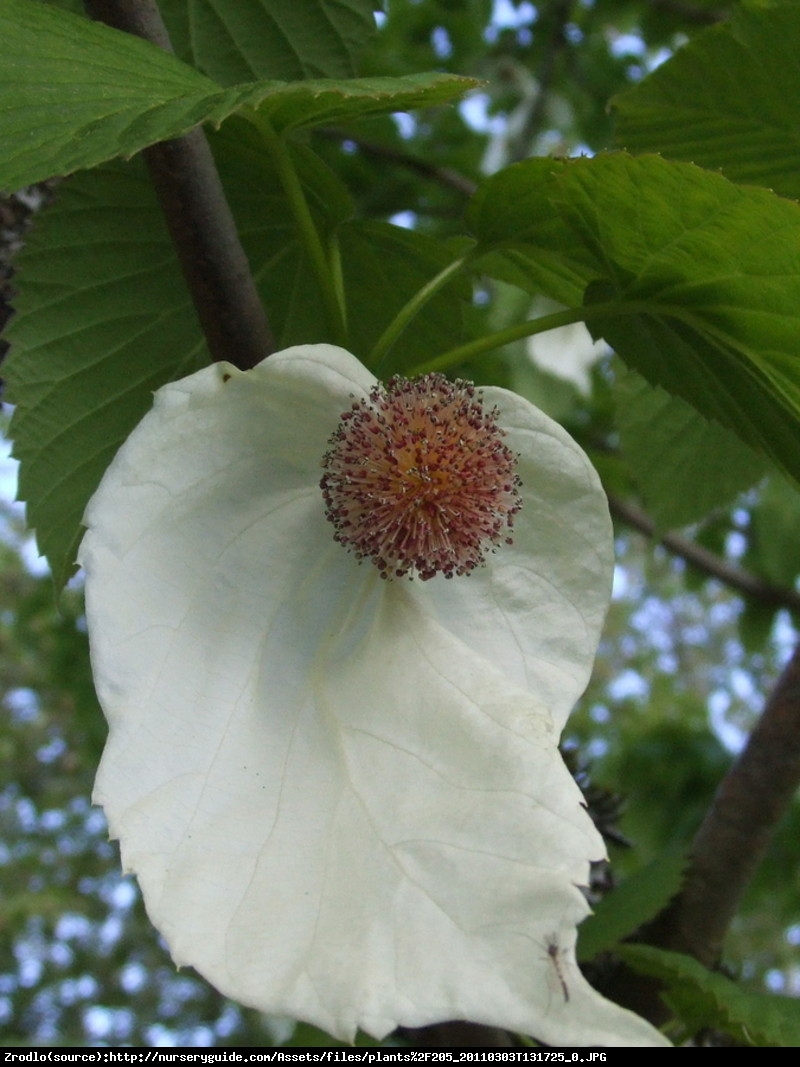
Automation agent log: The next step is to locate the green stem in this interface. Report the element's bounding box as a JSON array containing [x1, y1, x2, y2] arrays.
[[328, 231, 347, 338], [250, 112, 347, 346], [412, 299, 693, 375], [369, 252, 477, 371]]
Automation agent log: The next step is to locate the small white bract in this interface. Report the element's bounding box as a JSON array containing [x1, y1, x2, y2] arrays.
[[80, 344, 669, 1047]]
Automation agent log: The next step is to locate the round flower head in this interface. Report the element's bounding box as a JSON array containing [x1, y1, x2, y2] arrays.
[[321, 374, 521, 580], [79, 345, 669, 1048]]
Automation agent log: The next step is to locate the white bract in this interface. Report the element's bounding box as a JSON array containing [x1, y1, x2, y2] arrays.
[[527, 297, 607, 396], [80, 344, 668, 1046]]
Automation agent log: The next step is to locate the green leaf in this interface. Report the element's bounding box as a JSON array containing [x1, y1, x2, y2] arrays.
[[203, 121, 354, 348], [0, 0, 473, 191], [467, 159, 599, 306], [37, 0, 379, 85], [738, 599, 779, 656], [576, 851, 688, 964], [612, 1, 800, 200], [0, 0, 237, 190], [252, 73, 477, 135], [620, 944, 800, 1047], [3, 162, 209, 588], [160, 0, 378, 84], [615, 365, 766, 530], [468, 153, 800, 487]]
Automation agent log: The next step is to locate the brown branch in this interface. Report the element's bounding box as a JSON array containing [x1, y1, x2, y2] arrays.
[[648, 0, 729, 25], [608, 493, 800, 615], [83, 0, 275, 370], [598, 642, 800, 1028], [316, 129, 478, 199], [608, 641, 800, 1028], [661, 640, 800, 965], [604, 494, 800, 1026], [510, 0, 574, 162]]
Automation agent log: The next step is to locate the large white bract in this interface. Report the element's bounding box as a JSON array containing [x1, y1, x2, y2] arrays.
[[80, 344, 668, 1046]]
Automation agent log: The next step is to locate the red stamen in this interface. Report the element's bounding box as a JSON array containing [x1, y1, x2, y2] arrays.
[[320, 375, 521, 580]]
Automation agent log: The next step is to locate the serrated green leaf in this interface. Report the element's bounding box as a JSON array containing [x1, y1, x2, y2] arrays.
[[590, 301, 800, 489], [613, 1, 800, 200], [37, 0, 379, 85], [620, 944, 800, 1047], [576, 851, 688, 963], [0, 0, 245, 190], [3, 162, 210, 588], [468, 153, 800, 488], [467, 159, 599, 305], [160, 0, 378, 85], [0, 0, 473, 191], [615, 365, 766, 530], [255, 73, 477, 135]]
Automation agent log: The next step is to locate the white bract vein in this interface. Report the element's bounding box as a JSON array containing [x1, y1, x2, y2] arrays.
[[80, 344, 669, 1046]]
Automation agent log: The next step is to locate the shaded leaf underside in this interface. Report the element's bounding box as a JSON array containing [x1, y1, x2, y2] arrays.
[[613, 1, 800, 200], [468, 153, 800, 488]]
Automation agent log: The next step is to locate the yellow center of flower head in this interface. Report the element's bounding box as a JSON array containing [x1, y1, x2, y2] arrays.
[[320, 373, 522, 580]]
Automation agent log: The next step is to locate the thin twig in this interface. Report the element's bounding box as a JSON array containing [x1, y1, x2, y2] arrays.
[[510, 0, 574, 162], [83, 0, 275, 369], [608, 493, 800, 614], [316, 129, 478, 198], [648, 0, 729, 25]]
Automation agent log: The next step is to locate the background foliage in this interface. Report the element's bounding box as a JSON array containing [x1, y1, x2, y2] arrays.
[[2, 0, 799, 1047]]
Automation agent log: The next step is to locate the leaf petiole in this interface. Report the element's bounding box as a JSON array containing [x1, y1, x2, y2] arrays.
[[248, 110, 348, 347], [411, 299, 710, 375], [369, 250, 478, 371]]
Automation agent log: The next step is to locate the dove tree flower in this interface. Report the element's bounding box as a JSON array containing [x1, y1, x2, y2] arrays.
[[79, 344, 668, 1047]]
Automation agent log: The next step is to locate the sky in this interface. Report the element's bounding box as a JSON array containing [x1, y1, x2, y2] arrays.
[[0, 419, 49, 575]]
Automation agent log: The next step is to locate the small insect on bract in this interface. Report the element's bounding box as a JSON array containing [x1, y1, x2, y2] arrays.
[[545, 934, 570, 1003]]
